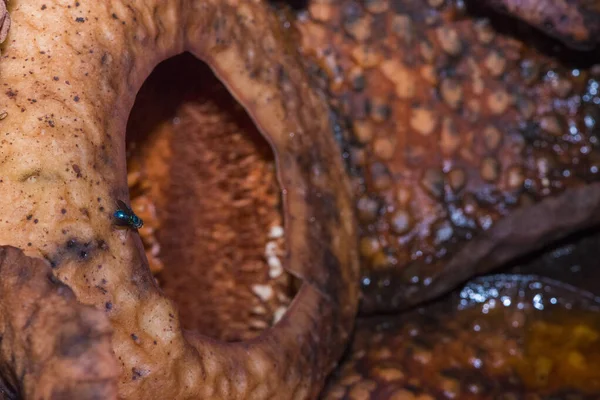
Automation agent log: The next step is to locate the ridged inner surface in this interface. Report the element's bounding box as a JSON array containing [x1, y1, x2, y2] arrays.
[[126, 53, 293, 341]]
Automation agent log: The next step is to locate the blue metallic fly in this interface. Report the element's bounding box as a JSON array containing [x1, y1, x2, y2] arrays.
[[114, 199, 143, 230]]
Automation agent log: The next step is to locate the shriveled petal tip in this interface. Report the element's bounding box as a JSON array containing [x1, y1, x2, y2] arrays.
[[0, 0, 9, 44], [0, 246, 119, 400]]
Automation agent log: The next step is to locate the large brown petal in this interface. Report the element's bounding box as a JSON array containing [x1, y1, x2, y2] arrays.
[[0, 0, 358, 398], [296, 0, 600, 313]]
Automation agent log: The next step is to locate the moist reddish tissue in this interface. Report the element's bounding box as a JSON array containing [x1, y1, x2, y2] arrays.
[[125, 53, 291, 341]]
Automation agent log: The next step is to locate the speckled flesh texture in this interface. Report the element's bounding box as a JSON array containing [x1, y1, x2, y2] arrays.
[[0, 1, 358, 399], [481, 0, 600, 50], [321, 274, 600, 399], [0, 1, 9, 45], [297, 0, 600, 313], [0, 246, 118, 399]]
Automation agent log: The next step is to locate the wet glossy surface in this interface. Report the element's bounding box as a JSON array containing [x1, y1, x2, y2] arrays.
[[322, 274, 600, 399], [507, 228, 600, 297], [296, 0, 600, 313]]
